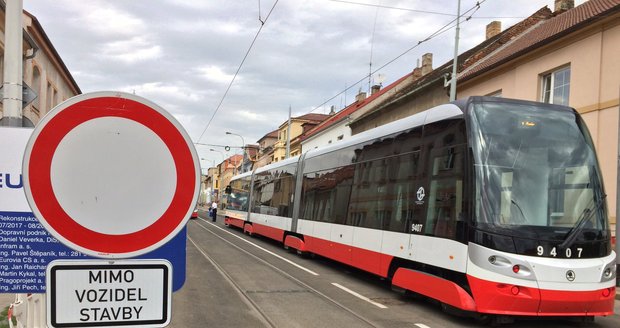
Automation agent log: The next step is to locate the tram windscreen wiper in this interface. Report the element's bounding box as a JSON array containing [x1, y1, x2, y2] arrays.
[[559, 194, 606, 250]]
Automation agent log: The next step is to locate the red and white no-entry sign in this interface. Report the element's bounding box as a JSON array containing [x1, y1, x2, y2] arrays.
[[23, 91, 200, 258]]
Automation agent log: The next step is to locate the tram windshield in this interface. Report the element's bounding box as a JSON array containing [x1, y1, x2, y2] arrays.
[[226, 176, 250, 212], [468, 100, 609, 248]]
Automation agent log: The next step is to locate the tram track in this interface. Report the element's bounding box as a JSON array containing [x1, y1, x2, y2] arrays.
[[187, 233, 276, 328], [188, 217, 382, 328]]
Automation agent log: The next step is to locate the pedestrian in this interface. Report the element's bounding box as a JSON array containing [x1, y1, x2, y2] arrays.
[[211, 201, 218, 222]]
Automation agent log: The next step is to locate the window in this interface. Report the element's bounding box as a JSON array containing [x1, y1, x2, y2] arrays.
[[226, 176, 251, 211], [252, 165, 296, 217], [422, 120, 467, 240], [541, 66, 570, 106], [47, 82, 58, 112], [301, 166, 353, 224], [32, 66, 42, 114]]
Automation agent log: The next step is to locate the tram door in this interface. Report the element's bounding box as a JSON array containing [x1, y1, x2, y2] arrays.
[[386, 125, 426, 254], [419, 120, 467, 243]]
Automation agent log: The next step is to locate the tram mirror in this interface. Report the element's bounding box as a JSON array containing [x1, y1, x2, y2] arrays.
[[225, 185, 232, 194]]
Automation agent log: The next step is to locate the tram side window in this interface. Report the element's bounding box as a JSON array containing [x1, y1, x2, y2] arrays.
[[348, 157, 392, 229], [348, 127, 427, 232], [301, 165, 354, 224], [252, 173, 276, 215], [272, 174, 295, 217], [425, 146, 465, 238], [252, 166, 296, 217], [423, 119, 467, 239]]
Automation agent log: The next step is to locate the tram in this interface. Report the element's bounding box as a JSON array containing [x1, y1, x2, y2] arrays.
[[223, 96, 616, 319]]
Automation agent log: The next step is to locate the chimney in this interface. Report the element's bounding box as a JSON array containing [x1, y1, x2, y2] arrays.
[[554, 0, 574, 12], [421, 53, 433, 76], [329, 105, 336, 115], [355, 91, 367, 102], [371, 84, 381, 95], [486, 21, 501, 40]]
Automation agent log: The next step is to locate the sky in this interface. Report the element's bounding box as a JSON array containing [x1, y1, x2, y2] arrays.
[[23, 0, 586, 168]]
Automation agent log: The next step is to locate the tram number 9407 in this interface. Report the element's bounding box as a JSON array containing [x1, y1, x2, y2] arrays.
[[537, 246, 583, 258]]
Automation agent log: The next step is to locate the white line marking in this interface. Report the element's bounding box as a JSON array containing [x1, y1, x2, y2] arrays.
[[331, 283, 388, 309], [414, 324, 431, 328], [196, 218, 319, 276]]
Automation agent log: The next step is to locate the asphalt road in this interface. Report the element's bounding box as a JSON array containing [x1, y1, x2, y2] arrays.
[[170, 211, 620, 328]]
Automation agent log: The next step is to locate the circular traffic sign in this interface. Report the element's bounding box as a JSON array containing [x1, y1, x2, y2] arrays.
[[23, 91, 200, 258]]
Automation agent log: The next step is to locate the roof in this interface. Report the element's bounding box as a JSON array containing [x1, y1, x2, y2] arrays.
[[278, 113, 330, 130], [349, 7, 553, 125], [293, 113, 330, 123], [459, 0, 620, 82], [301, 72, 413, 141], [23, 10, 82, 94], [257, 129, 278, 143], [222, 154, 243, 168]]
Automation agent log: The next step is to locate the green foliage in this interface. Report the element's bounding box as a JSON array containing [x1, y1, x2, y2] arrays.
[[0, 305, 17, 328]]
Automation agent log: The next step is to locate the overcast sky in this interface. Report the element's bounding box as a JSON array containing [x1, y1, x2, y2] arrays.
[[23, 0, 585, 167]]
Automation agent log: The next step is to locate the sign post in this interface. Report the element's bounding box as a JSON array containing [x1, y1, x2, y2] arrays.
[[21, 91, 200, 327]]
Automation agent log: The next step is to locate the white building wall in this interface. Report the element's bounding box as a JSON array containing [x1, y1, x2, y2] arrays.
[[301, 123, 351, 153]]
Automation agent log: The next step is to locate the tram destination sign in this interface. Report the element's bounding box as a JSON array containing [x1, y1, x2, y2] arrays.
[[47, 260, 171, 328]]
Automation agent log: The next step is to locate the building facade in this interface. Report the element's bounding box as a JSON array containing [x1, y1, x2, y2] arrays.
[[254, 130, 278, 169], [0, 7, 81, 125], [272, 113, 329, 161], [458, 0, 620, 231]]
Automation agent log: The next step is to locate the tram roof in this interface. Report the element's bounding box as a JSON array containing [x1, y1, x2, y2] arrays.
[[304, 102, 463, 160]]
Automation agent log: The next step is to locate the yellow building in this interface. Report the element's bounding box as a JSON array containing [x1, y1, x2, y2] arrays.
[[272, 113, 329, 161]]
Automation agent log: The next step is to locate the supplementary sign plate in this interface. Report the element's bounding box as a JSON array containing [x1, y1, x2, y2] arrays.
[[47, 259, 171, 328]]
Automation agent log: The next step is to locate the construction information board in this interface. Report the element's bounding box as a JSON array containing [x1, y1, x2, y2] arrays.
[[0, 127, 186, 293], [0, 211, 89, 292], [47, 260, 171, 328]]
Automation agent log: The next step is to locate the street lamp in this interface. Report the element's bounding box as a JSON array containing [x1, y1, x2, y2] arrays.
[[226, 131, 245, 173], [200, 157, 214, 168], [225, 131, 245, 151], [209, 148, 224, 163]]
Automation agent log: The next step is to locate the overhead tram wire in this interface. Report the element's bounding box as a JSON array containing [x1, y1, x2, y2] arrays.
[[197, 0, 279, 143], [309, 0, 486, 114], [328, 0, 522, 19], [368, 3, 380, 93]]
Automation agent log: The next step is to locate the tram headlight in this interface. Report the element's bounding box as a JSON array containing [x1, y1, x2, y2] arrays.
[[488, 256, 496, 264], [600, 262, 616, 282]]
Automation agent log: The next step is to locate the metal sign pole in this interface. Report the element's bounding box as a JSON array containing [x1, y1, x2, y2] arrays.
[[1, 0, 24, 126], [616, 87, 620, 286]]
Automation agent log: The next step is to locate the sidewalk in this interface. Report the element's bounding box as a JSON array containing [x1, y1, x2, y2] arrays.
[[0, 293, 15, 310]]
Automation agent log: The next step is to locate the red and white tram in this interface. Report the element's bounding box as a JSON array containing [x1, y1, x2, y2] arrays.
[[223, 96, 616, 319]]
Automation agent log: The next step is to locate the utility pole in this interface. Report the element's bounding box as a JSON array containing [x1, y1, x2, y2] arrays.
[[617, 87, 620, 284], [449, 0, 461, 101], [1, 0, 24, 127]]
